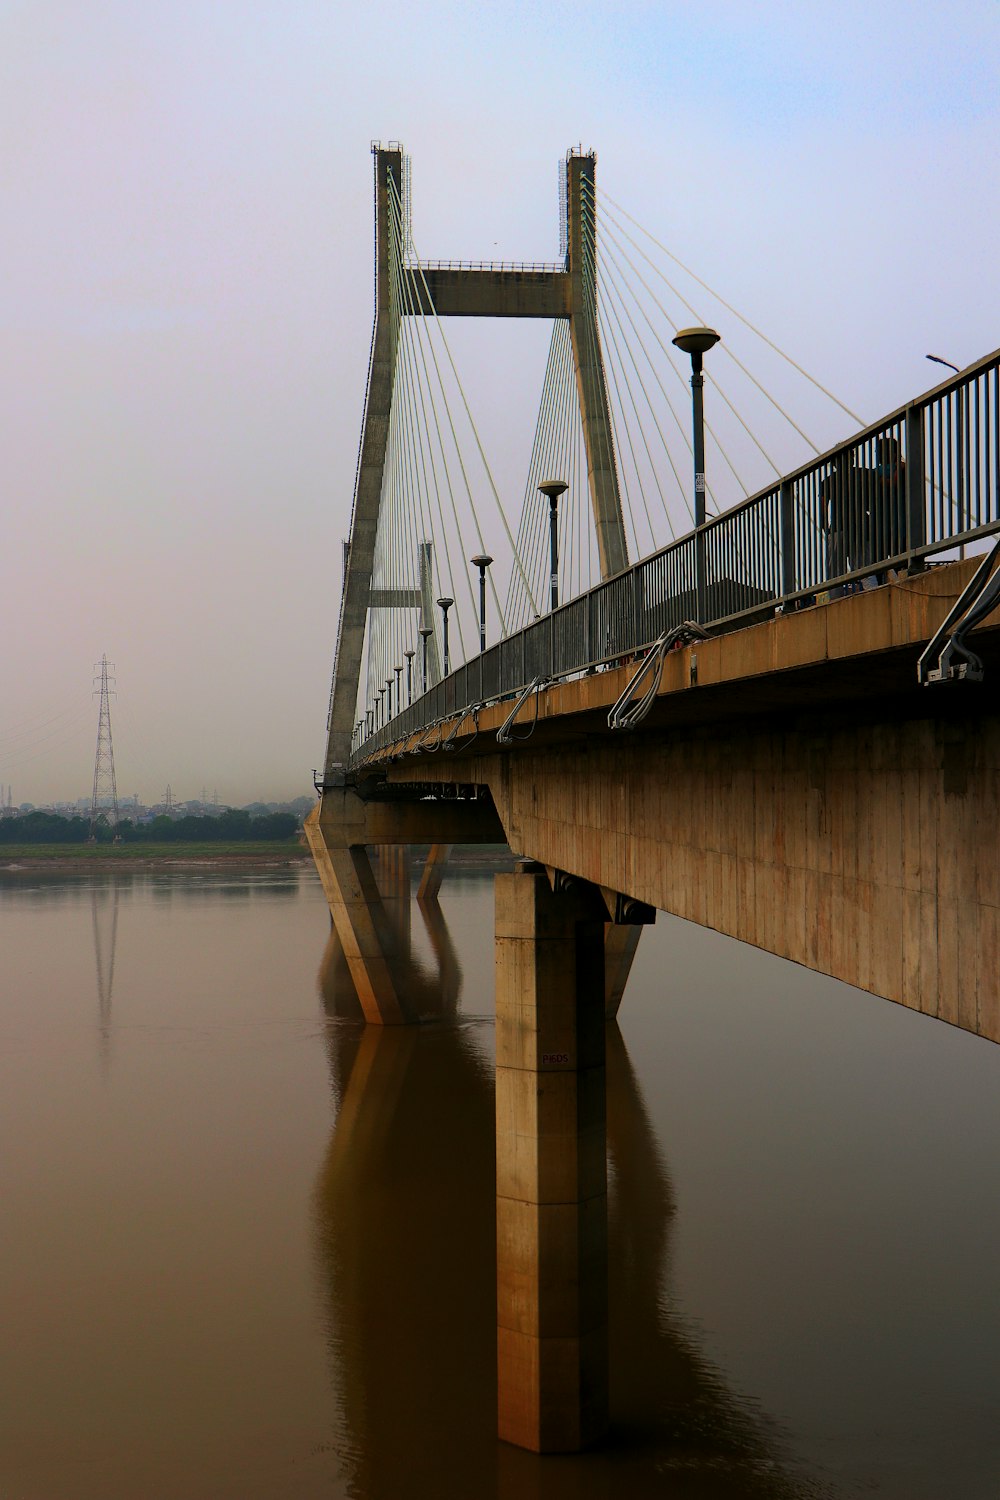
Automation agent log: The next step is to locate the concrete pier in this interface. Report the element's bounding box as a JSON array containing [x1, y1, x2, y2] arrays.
[[495, 866, 609, 1451], [305, 788, 504, 1024]]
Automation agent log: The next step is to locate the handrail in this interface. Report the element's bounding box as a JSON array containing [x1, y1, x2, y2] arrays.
[[496, 678, 547, 746], [918, 536, 1000, 684], [350, 349, 1000, 766], [608, 622, 707, 732], [404, 258, 566, 275], [696, 347, 1000, 537]]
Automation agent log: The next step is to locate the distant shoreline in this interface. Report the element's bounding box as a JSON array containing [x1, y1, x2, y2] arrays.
[[0, 841, 514, 876], [0, 843, 312, 874]]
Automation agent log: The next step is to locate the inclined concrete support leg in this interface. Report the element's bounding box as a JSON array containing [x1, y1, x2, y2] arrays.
[[604, 924, 642, 1019], [416, 843, 450, 902], [304, 813, 407, 1026], [495, 867, 609, 1452]]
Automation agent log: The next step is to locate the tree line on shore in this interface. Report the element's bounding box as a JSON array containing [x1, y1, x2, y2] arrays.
[[0, 809, 301, 844]]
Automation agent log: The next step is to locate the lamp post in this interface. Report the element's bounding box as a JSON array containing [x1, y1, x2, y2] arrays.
[[470, 554, 493, 652], [437, 597, 454, 676], [376, 689, 384, 728], [926, 354, 965, 551], [418, 625, 433, 693], [672, 327, 720, 621], [672, 327, 720, 527], [394, 665, 403, 712], [404, 649, 415, 705], [537, 480, 568, 611]]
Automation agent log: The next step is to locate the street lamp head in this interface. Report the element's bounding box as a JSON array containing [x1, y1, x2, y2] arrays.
[[926, 353, 960, 374], [404, 648, 415, 660], [672, 326, 720, 358], [538, 479, 568, 504], [470, 553, 493, 570], [436, 596, 454, 611]]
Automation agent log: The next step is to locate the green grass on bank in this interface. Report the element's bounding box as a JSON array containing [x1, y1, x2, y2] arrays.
[[0, 841, 307, 861]]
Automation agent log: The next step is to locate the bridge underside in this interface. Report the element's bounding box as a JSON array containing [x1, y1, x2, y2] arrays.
[[331, 560, 999, 1046]]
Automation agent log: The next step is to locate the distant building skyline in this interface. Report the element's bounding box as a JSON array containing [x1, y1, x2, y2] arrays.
[[1, 791, 314, 818]]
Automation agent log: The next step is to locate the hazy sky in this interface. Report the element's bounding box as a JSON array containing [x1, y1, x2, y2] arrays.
[[2, 0, 997, 806]]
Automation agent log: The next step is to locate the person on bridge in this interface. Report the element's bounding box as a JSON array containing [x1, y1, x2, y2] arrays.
[[871, 435, 908, 565], [820, 453, 873, 589]]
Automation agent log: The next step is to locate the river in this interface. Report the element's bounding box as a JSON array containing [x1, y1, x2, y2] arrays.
[[1, 862, 998, 1498]]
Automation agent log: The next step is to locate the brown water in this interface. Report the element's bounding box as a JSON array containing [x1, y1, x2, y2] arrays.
[[2, 864, 999, 1499]]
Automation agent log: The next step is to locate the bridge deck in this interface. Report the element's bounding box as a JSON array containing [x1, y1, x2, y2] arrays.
[[356, 560, 1000, 769]]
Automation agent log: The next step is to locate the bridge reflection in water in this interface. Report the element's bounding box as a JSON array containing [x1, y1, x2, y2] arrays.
[[312, 864, 826, 1498]]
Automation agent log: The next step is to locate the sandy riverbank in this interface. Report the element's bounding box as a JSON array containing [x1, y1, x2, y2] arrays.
[[0, 849, 313, 874]]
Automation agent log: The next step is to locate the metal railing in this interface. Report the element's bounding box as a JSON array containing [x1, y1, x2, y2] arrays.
[[406, 258, 565, 275], [350, 350, 1000, 766]]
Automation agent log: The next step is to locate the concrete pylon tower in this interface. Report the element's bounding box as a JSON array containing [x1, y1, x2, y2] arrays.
[[322, 144, 626, 778], [89, 654, 120, 842], [566, 151, 628, 580]]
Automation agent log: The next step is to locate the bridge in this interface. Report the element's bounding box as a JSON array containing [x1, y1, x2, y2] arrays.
[[306, 144, 1000, 1453]]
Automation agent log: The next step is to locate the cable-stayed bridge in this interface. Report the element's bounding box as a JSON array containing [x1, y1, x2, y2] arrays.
[[306, 144, 1000, 1454]]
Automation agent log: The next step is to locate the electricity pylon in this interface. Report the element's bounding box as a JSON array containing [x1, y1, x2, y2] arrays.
[[89, 655, 121, 842]]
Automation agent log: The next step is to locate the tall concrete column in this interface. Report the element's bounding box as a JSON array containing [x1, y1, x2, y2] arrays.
[[325, 146, 403, 775], [495, 865, 609, 1452], [566, 152, 628, 582]]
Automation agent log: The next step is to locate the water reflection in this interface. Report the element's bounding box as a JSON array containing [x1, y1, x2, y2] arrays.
[[0, 864, 306, 1077], [313, 875, 828, 1498], [91, 882, 119, 1072]]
